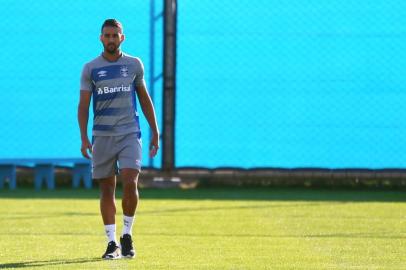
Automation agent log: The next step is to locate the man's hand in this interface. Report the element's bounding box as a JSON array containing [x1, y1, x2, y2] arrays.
[[81, 137, 92, 159], [149, 132, 160, 158]]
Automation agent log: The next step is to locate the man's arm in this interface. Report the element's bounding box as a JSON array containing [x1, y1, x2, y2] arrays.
[[78, 90, 92, 159], [136, 84, 160, 157]]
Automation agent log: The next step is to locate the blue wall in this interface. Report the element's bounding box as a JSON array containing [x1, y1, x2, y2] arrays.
[[1, 1, 405, 168], [176, 0, 406, 168], [0, 0, 163, 167]]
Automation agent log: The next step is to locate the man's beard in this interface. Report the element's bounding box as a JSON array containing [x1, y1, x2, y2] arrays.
[[105, 43, 118, 54]]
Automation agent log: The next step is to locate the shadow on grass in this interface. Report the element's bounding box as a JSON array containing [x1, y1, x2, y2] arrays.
[[1, 229, 405, 240], [140, 231, 406, 240], [1, 212, 99, 220], [0, 257, 100, 269], [0, 202, 337, 221], [0, 187, 405, 202]]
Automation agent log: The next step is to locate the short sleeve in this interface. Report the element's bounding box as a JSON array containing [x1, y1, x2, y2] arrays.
[[135, 58, 146, 87], [80, 64, 92, 91]]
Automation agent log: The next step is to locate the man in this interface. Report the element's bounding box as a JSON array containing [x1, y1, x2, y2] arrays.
[[78, 19, 159, 259]]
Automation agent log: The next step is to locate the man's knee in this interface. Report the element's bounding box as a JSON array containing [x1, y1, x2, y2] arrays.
[[99, 176, 116, 197], [120, 169, 139, 186]]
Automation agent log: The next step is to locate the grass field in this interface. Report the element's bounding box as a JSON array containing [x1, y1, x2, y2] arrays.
[[0, 187, 406, 269]]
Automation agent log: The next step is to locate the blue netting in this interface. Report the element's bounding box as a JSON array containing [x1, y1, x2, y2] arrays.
[[0, 0, 163, 167], [1, 1, 405, 169], [176, 0, 406, 168]]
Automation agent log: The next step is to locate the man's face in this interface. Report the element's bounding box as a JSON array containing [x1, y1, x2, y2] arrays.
[[100, 26, 124, 54]]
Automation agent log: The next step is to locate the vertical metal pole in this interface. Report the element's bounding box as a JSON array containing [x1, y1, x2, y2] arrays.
[[149, 0, 155, 167], [162, 0, 177, 171]]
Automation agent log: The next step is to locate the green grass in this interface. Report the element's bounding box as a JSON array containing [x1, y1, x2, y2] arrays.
[[0, 187, 406, 269]]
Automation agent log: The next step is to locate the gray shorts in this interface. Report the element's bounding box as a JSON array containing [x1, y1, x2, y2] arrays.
[[91, 132, 142, 179]]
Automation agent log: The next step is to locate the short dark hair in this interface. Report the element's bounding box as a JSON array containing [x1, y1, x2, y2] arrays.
[[101, 19, 123, 33]]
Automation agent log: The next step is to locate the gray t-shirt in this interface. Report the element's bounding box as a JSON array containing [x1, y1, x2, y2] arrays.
[[80, 53, 145, 137]]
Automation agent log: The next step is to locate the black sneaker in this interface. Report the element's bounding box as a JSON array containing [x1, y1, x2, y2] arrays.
[[120, 234, 136, 258], [102, 241, 121, 259]]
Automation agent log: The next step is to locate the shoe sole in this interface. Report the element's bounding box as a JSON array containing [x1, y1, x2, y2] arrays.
[[121, 254, 135, 259], [102, 255, 121, 260], [102, 253, 122, 260]]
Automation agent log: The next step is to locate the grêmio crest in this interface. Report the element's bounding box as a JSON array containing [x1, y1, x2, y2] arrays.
[[120, 65, 129, 77]]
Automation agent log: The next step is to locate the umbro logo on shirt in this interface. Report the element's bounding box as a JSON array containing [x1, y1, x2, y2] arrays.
[[97, 70, 107, 77]]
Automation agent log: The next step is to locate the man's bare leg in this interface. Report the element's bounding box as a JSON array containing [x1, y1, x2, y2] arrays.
[[99, 176, 117, 225], [119, 168, 139, 258], [121, 168, 139, 216], [99, 175, 121, 259]]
